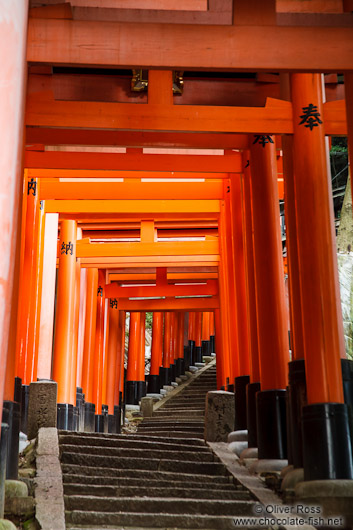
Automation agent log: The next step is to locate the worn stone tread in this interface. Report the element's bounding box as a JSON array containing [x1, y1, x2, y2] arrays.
[[64, 496, 255, 516], [59, 435, 209, 452], [60, 444, 215, 462], [66, 511, 252, 529], [63, 484, 252, 500], [61, 465, 233, 483], [59, 431, 205, 446], [62, 453, 226, 475], [62, 474, 237, 490]]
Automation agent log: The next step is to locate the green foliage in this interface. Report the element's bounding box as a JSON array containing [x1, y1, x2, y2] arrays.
[[330, 144, 348, 155], [145, 312, 153, 330]]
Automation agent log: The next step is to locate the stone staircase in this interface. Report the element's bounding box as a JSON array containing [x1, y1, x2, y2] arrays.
[[60, 364, 258, 529]]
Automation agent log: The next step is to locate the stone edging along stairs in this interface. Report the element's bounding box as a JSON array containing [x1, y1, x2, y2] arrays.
[[52, 363, 265, 529]]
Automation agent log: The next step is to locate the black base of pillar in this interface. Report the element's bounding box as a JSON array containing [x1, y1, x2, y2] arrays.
[[147, 374, 160, 394], [102, 405, 109, 433], [95, 414, 105, 433], [288, 359, 306, 468], [2, 401, 20, 479], [256, 389, 287, 460], [0, 423, 9, 517], [159, 367, 170, 387], [76, 387, 85, 432], [227, 384, 234, 393], [247, 382, 261, 448], [14, 377, 22, 404], [179, 358, 185, 376], [342, 358, 353, 459], [84, 402, 95, 432], [210, 335, 215, 354], [302, 402, 353, 481], [201, 340, 211, 358], [126, 381, 146, 405], [175, 358, 183, 377], [170, 363, 176, 383], [189, 340, 195, 367], [194, 346, 202, 364], [21, 385, 30, 435], [72, 407, 79, 432], [108, 414, 117, 433], [114, 405, 121, 434], [234, 375, 250, 431], [120, 391, 126, 428], [184, 345, 190, 371], [57, 403, 74, 431]]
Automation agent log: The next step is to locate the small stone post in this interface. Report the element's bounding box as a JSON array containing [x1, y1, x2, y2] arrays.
[[140, 397, 154, 418], [27, 381, 57, 440], [204, 390, 235, 442]]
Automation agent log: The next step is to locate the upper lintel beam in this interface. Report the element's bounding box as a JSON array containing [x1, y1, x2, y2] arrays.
[[27, 18, 353, 72]]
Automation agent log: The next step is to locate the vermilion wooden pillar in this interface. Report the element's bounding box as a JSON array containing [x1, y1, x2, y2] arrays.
[[170, 312, 178, 381], [229, 172, 250, 377], [225, 186, 241, 389], [214, 308, 228, 389], [209, 312, 215, 354], [291, 73, 352, 480], [52, 220, 77, 430], [106, 298, 120, 431], [15, 178, 44, 389], [70, 257, 81, 418], [114, 310, 125, 432], [81, 267, 98, 431], [241, 151, 261, 448], [148, 312, 163, 393], [229, 169, 251, 429], [92, 270, 105, 431], [187, 311, 196, 368], [126, 312, 145, 404], [202, 312, 210, 341], [250, 135, 289, 459], [219, 199, 236, 389], [163, 312, 173, 384], [280, 74, 308, 468], [138, 311, 146, 384], [0, 0, 29, 427], [176, 312, 186, 376]]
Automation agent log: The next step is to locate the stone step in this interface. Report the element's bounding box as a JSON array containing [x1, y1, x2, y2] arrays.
[[66, 511, 249, 529], [134, 431, 204, 439], [162, 400, 206, 406], [60, 444, 215, 462], [59, 435, 209, 452], [63, 484, 252, 501], [140, 418, 204, 424], [138, 422, 204, 428], [176, 388, 213, 399], [137, 424, 204, 431], [138, 420, 205, 426], [136, 427, 204, 434], [60, 465, 233, 484], [61, 453, 226, 475], [62, 474, 238, 490], [152, 409, 204, 416], [59, 431, 206, 446], [64, 495, 255, 517]]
